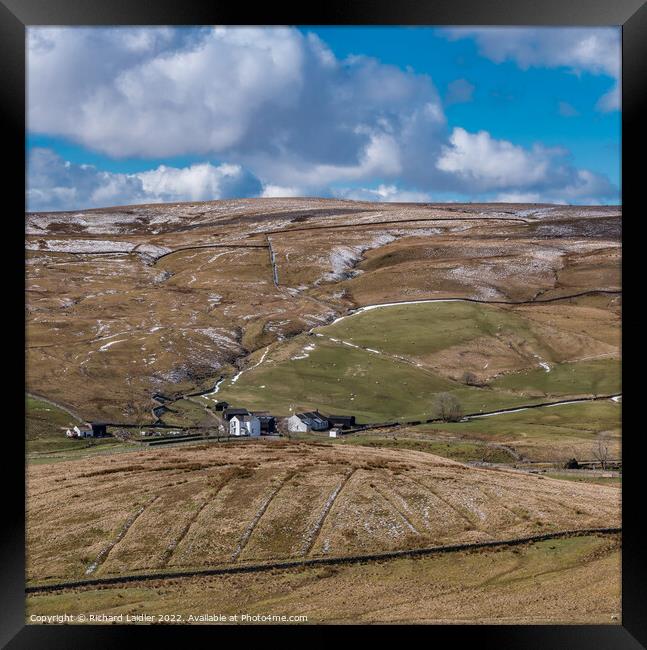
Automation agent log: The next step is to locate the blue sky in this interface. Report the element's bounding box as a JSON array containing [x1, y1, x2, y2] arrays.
[[27, 26, 620, 211]]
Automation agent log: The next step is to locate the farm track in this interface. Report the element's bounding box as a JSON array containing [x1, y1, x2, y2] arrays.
[[84, 495, 160, 575], [26, 527, 621, 594], [300, 468, 356, 556], [370, 482, 421, 535], [405, 475, 480, 529], [231, 473, 293, 561], [160, 478, 233, 567], [26, 392, 85, 423]]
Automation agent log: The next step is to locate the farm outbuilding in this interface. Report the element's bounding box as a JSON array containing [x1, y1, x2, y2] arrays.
[[287, 411, 329, 433], [254, 414, 277, 434], [89, 422, 108, 437], [326, 414, 356, 429]]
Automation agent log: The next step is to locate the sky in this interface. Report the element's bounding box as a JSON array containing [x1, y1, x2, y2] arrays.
[[26, 26, 621, 211]]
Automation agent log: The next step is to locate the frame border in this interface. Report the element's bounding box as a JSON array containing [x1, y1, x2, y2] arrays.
[[5, 0, 645, 646]]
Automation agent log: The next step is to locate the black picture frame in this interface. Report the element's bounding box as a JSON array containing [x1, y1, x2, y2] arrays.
[[4, 0, 644, 646]]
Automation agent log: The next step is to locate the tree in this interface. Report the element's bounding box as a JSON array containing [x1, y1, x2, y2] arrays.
[[461, 371, 480, 386], [593, 438, 610, 470], [198, 413, 215, 438], [433, 392, 463, 422]]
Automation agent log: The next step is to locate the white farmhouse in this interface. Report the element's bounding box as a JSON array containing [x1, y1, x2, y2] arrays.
[[65, 424, 93, 438], [229, 414, 261, 437]]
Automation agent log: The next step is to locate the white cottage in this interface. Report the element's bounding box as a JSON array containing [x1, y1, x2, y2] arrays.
[[65, 425, 93, 438], [229, 414, 261, 437]]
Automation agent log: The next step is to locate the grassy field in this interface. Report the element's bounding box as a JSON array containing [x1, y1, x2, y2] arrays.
[[331, 434, 517, 463], [210, 336, 558, 423], [542, 473, 621, 487], [26, 533, 620, 624], [211, 299, 620, 424], [490, 358, 621, 397], [415, 399, 621, 462], [320, 301, 543, 359], [26, 395, 125, 458]]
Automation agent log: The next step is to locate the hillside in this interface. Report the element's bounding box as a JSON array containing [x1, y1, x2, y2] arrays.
[[26, 198, 621, 425], [26, 442, 620, 584]]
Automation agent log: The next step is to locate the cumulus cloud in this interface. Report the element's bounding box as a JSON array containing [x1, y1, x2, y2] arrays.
[[445, 27, 620, 112], [27, 26, 445, 193], [437, 127, 617, 202], [27, 148, 262, 211], [446, 27, 620, 78], [333, 184, 433, 203], [596, 81, 621, 112], [260, 185, 304, 198], [26, 27, 619, 207], [494, 192, 543, 203], [437, 127, 553, 189]]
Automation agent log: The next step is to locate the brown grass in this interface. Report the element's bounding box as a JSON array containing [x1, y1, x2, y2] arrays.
[[26, 442, 620, 584]]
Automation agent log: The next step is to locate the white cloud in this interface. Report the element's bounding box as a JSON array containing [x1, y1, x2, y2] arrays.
[[495, 192, 542, 203], [437, 127, 551, 189], [596, 81, 621, 112], [334, 184, 433, 203], [446, 27, 620, 111], [26, 27, 619, 208], [261, 184, 304, 198], [27, 26, 445, 192], [27, 148, 262, 211], [437, 127, 617, 202], [446, 27, 619, 78]]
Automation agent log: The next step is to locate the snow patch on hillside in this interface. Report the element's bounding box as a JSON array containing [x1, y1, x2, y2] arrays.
[[322, 234, 397, 282]]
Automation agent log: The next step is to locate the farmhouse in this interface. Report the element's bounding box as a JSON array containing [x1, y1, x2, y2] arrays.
[[229, 414, 261, 437], [222, 407, 250, 421], [65, 422, 109, 439], [287, 411, 329, 433], [65, 424, 93, 438]]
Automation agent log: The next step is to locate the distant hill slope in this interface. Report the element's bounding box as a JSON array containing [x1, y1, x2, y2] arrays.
[[26, 198, 620, 422]]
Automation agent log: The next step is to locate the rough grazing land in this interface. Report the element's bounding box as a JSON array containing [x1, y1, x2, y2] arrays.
[[26, 533, 620, 624], [26, 199, 620, 423], [26, 443, 620, 584]]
